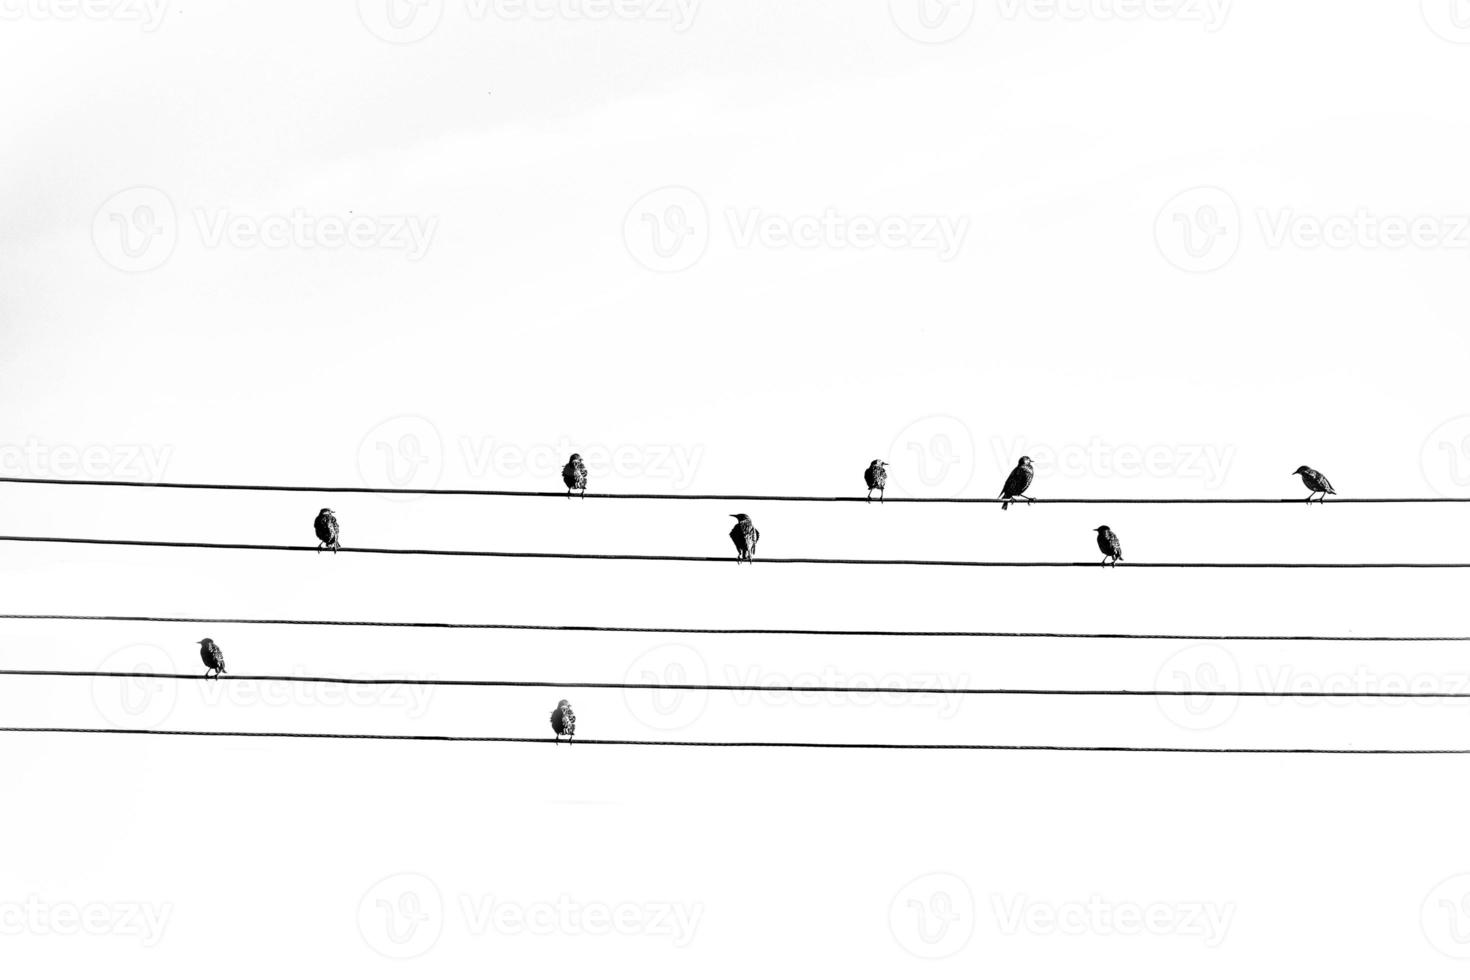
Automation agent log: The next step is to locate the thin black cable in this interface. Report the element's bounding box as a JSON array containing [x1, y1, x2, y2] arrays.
[[0, 726, 1462, 753], [0, 475, 1461, 504], [2, 613, 1465, 642], [1, 535, 1467, 568], [15, 667, 1470, 698]]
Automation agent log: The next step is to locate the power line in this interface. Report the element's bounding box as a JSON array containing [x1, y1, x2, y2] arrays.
[[0, 474, 1461, 504], [2, 535, 1467, 568], [0, 726, 1462, 753], [3, 613, 1466, 642], [17, 667, 1470, 698]]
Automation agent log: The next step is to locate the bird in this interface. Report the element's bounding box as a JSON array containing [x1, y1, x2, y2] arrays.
[[562, 454, 587, 498], [1094, 526, 1122, 567], [313, 508, 340, 552], [729, 513, 759, 563], [863, 460, 887, 502], [198, 638, 226, 680], [551, 699, 576, 744], [999, 456, 1035, 510], [1293, 465, 1336, 505]]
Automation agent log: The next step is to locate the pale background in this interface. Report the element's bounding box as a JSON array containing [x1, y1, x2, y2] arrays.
[[3, 0, 1470, 974]]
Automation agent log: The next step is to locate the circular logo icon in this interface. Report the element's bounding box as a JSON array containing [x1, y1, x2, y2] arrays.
[[92, 186, 177, 273], [91, 644, 178, 728], [623, 186, 709, 273], [1422, 874, 1470, 958], [623, 644, 709, 731], [887, 415, 976, 497], [1155, 643, 1240, 731], [356, 415, 444, 496], [888, 0, 976, 43], [1155, 186, 1240, 273], [888, 872, 975, 959], [1422, 0, 1470, 43], [358, 872, 444, 959], [357, 0, 444, 43], [1420, 415, 1470, 497]]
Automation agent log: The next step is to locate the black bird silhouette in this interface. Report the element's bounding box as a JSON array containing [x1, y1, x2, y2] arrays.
[[864, 460, 888, 502], [314, 508, 340, 552], [562, 454, 587, 498], [1094, 526, 1122, 567], [551, 699, 576, 744], [729, 513, 759, 563], [1293, 465, 1336, 505], [999, 456, 1035, 510], [198, 638, 226, 679]]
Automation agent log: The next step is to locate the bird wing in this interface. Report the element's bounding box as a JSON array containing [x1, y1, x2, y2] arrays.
[[864, 465, 877, 489], [1108, 531, 1122, 558], [1000, 466, 1031, 498], [750, 527, 759, 552]]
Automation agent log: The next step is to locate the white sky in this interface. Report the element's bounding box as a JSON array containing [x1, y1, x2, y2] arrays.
[[4, 0, 1470, 975]]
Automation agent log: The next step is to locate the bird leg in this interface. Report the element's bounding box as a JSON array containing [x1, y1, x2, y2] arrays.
[[866, 488, 872, 502]]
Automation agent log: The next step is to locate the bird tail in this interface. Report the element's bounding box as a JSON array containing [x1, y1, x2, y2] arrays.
[[1001, 499, 1010, 510]]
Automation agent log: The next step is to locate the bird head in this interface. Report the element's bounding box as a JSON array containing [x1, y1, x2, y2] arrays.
[[1094, 526, 1110, 533], [1019, 456, 1033, 466], [319, 507, 334, 516], [730, 513, 750, 522], [557, 699, 570, 708], [197, 637, 212, 647], [1293, 466, 1310, 475], [570, 454, 582, 462], [870, 459, 885, 467]]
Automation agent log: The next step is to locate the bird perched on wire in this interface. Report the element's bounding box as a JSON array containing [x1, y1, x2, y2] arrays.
[[1293, 465, 1336, 505], [551, 699, 576, 744], [1094, 526, 1122, 567], [863, 460, 888, 503], [999, 456, 1035, 510], [729, 513, 759, 563], [562, 454, 587, 498], [314, 508, 340, 553], [198, 638, 226, 680]]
